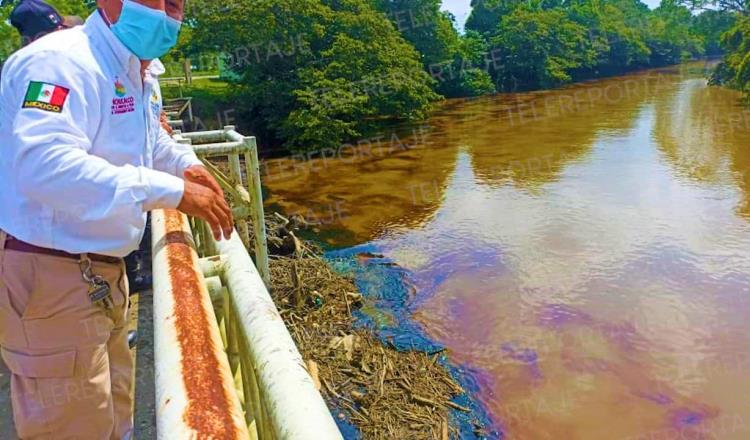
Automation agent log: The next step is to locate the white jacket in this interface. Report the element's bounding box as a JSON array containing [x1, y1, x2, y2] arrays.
[[0, 11, 201, 257]]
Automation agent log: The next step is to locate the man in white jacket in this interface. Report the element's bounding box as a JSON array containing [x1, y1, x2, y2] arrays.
[[0, 0, 233, 438]]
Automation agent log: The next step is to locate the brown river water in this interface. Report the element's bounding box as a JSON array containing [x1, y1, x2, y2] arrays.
[[262, 63, 750, 439]]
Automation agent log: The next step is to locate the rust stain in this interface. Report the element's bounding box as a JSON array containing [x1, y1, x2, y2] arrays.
[[163, 210, 240, 439]]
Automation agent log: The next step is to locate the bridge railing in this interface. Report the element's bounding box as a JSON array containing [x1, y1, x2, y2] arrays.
[[164, 97, 194, 128], [172, 126, 270, 286], [152, 209, 342, 439], [151, 209, 250, 439], [149, 126, 343, 439]]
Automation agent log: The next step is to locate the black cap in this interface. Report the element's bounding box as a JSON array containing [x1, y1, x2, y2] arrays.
[[10, 0, 64, 44]]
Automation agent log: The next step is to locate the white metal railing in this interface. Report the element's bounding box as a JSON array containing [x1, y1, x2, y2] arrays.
[[172, 126, 270, 286], [152, 209, 342, 439], [151, 209, 250, 439], [164, 97, 194, 127], [150, 126, 341, 439]]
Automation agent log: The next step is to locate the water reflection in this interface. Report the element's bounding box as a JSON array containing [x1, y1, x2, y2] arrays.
[[654, 76, 750, 218], [264, 63, 750, 438], [262, 124, 459, 247]]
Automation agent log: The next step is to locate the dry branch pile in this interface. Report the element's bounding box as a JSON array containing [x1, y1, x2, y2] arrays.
[[203, 153, 481, 437], [266, 217, 470, 439]]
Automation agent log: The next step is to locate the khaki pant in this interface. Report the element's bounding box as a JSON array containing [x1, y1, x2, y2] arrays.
[[0, 231, 134, 439]]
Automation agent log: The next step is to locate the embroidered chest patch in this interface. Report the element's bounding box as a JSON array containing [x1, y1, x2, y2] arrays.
[[115, 79, 127, 97], [150, 90, 161, 117], [23, 81, 70, 113], [111, 96, 135, 115], [111, 78, 135, 115]]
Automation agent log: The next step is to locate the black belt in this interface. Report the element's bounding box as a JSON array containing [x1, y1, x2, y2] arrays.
[[3, 235, 122, 265]]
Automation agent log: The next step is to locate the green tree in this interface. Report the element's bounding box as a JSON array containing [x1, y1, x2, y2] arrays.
[[711, 15, 750, 89], [0, 5, 21, 64], [372, 0, 459, 67], [46, 0, 92, 17], [491, 6, 596, 90], [371, 0, 495, 97], [467, 0, 531, 35], [568, 0, 650, 75], [467, 0, 713, 91], [678, 0, 750, 97], [449, 30, 497, 96], [679, 0, 748, 14], [647, 1, 704, 65], [189, 0, 438, 151], [691, 9, 736, 55]]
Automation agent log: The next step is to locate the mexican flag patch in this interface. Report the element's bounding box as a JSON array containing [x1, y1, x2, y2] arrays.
[[23, 81, 70, 113]]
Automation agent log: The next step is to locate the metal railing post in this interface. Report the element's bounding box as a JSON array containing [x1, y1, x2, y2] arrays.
[[228, 152, 252, 249], [243, 135, 270, 286], [207, 227, 342, 439], [152, 208, 342, 439], [156, 84, 341, 440]]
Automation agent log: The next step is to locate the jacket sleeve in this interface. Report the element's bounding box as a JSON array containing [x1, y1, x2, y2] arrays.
[[7, 50, 185, 220], [153, 124, 204, 177]]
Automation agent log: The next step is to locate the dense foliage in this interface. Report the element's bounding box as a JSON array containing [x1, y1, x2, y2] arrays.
[[188, 0, 439, 151], [711, 15, 750, 89], [0, 5, 20, 63], [0, 0, 738, 151], [699, 1, 750, 98], [690, 9, 735, 55], [371, 0, 495, 97], [188, 0, 735, 150], [467, 0, 722, 90]]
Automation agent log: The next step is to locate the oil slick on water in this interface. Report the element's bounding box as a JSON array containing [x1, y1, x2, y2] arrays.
[[266, 62, 750, 439]]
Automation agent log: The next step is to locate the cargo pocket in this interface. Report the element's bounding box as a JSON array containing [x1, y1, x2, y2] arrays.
[[1, 346, 76, 378], [117, 268, 129, 309], [1, 347, 78, 438]]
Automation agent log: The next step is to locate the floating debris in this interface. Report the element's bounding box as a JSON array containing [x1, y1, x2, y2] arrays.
[[267, 230, 474, 439]]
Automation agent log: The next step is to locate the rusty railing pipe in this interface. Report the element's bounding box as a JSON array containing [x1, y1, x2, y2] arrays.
[[151, 209, 250, 439]]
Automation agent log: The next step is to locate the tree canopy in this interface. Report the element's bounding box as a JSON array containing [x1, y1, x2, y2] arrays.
[[690, 1, 750, 99], [188, 0, 439, 151], [467, 0, 721, 90], [371, 0, 496, 97]]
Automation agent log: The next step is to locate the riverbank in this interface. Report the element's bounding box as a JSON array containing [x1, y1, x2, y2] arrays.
[[163, 61, 720, 161]]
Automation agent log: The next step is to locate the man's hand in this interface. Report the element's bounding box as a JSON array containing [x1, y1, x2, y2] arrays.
[[184, 165, 224, 197], [177, 165, 234, 240]]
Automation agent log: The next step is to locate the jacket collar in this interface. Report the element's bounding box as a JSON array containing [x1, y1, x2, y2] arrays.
[[148, 59, 166, 77]]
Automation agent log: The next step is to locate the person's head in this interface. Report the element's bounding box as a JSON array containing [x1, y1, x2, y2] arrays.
[[96, 0, 185, 61], [10, 0, 68, 46], [97, 0, 185, 23]]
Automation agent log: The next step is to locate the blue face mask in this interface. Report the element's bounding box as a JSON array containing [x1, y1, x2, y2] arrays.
[[110, 0, 182, 60]]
